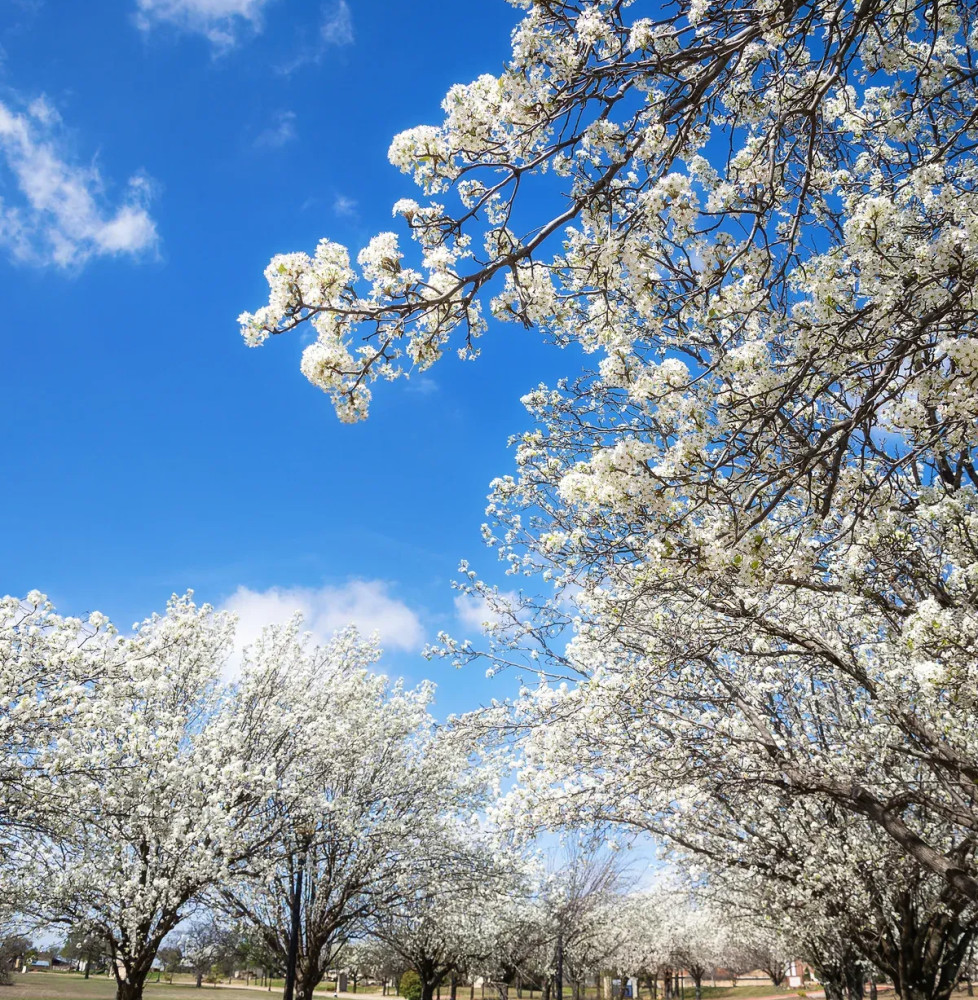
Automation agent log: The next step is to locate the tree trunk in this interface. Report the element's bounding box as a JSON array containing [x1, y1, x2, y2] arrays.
[[116, 967, 152, 1000], [296, 960, 325, 1000]]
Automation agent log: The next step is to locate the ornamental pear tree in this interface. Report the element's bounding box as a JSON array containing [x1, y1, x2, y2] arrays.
[[369, 836, 531, 1000], [538, 847, 630, 1000], [13, 595, 308, 1000], [614, 892, 673, 1000], [688, 798, 978, 1000], [0, 591, 126, 845], [664, 904, 725, 1000], [240, 0, 978, 902], [216, 620, 496, 1000]]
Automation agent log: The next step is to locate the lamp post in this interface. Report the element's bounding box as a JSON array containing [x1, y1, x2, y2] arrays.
[[284, 830, 313, 1000], [555, 931, 563, 1000]]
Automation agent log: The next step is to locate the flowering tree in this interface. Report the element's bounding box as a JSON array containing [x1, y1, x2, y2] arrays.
[[241, 0, 978, 901], [537, 848, 629, 1000], [0, 591, 122, 849], [614, 892, 672, 1000], [14, 595, 296, 1000], [369, 836, 530, 1000], [719, 921, 792, 989], [686, 796, 978, 1000], [339, 937, 407, 996], [216, 621, 493, 1000]]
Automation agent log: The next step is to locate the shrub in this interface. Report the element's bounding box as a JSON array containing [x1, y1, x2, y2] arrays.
[[400, 970, 423, 1000]]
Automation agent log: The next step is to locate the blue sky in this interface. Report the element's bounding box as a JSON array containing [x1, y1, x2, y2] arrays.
[[0, 0, 567, 716]]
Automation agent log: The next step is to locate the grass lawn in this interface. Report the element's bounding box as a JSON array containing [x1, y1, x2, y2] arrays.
[[8, 972, 976, 1000], [3, 973, 396, 1000], [3, 973, 286, 1000]]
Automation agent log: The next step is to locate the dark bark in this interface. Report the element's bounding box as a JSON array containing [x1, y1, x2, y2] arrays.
[[296, 957, 326, 1000], [115, 966, 153, 1000], [851, 883, 976, 1000]]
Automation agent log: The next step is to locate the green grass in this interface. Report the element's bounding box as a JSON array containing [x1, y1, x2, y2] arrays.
[[695, 987, 798, 999], [17, 971, 972, 1000], [4, 972, 397, 1000], [4, 972, 277, 1000]]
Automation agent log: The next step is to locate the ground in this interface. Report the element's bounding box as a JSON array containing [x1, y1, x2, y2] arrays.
[[6, 974, 974, 1000], [0, 975, 378, 1000]]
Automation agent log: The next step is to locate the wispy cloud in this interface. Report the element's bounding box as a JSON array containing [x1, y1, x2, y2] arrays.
[[454, 591, 520, 634], [255, 110, 297, 148], [275, 0, 354, 72], [134, 0, 273, 48], [332, 193, 357, 217], [321, 0, 353, 46], [405, 375, 439, 396], [220, 580, 425, 674], [0, 96, 158, 268]]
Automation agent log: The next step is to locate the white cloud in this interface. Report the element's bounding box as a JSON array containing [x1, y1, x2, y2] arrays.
[[332, 193, 357, 217], [255, 110, 297, 148], [273, 1, 354, 74], [454, 591, 520, 633], [0, 98, 158, 268], [405, 375, 439, 396], [321, 0, 353, 46], [134, 0, 273, 47], [220, 581, 425, 673]]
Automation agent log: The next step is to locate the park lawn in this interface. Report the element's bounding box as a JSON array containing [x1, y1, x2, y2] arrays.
[[3, 973, 400, 1000], [10, 975, 976, 1000], [4, 973, 394, 1000], [3, 973, 276, 1000], [694, 988, 799, 1000]]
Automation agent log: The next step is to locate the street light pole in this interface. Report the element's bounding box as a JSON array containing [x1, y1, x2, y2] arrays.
[[283, 837, 309, 1000], [555, 931, 563, 1000]]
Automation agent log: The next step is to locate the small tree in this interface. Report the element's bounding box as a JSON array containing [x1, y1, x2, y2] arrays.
[[157, 947, 182, 984], [401, 971, 424, 1000]]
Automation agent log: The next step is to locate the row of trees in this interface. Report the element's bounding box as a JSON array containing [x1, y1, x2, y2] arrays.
[[2, 592, 502, 1000], [10, 3, 978, 998], [237, 1, 978, 1000], [5, 587, 977, 1000]]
